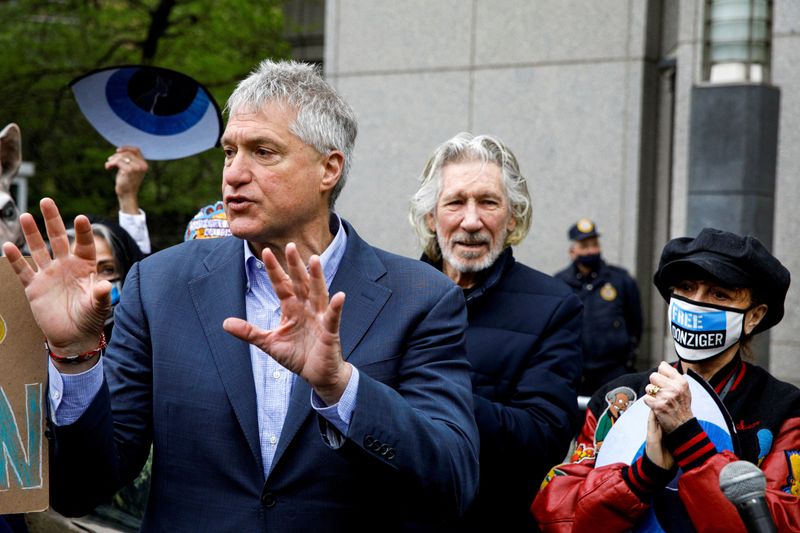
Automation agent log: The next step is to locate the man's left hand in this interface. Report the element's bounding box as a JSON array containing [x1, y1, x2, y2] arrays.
[[223, 243, 350, 405]]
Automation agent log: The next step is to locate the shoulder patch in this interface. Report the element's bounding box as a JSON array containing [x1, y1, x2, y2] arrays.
[[539, 465, 568, 491], [594, 386, 637, 447], [756, 429, 773, 465], [569, 442, 597, 464], [785, 450, 800, 497]]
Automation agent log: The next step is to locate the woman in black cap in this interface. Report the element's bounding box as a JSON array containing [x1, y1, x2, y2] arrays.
[[531, 228, 800, 532]]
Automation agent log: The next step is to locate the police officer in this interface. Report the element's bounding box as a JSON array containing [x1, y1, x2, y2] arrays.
[[555, 218, 643, 396]]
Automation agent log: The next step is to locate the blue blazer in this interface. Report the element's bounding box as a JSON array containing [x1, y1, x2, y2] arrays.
[[50, 220, 480, 532]]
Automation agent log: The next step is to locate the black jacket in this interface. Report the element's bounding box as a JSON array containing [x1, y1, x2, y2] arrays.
[[425, 247, 582, 531], [555, 260, 642, 372]]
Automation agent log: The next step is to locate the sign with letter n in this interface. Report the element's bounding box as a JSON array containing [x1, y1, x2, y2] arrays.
[[0, 257, 48, 513]]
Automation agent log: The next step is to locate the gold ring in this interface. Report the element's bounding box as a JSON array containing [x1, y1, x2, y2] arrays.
[[123, 157, 131, 164], [648, 385, 661, 397]]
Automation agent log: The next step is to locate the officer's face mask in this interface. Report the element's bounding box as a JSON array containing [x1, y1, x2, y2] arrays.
[[575, 253, 602, 271], [105, 279, 122, 327], [668, 293, 749, 362]]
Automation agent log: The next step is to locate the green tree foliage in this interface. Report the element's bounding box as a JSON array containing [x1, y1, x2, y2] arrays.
[[0, 0, 290, 248]]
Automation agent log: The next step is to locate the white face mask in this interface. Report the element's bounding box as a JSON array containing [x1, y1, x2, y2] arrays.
[[668, 294, 746, 362]]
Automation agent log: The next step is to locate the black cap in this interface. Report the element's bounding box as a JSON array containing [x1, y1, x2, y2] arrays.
[[654, 228, 790, 334], [568, 218, 600, 241]]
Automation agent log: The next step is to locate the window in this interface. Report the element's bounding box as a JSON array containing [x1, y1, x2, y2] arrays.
[[704, 0, 772, 83]]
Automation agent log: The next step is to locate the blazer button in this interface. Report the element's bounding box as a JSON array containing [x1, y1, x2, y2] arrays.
[[261, 491, 277, 508], [364, 435, 375, 447], [378, 444, 389, 455], [386, 449, 396, 460]]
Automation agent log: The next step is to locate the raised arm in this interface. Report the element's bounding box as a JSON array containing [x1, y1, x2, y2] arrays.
[[108, 146, 148, 216]]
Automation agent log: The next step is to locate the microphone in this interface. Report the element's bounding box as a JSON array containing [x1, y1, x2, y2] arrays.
[[719, 461, 777, 533]]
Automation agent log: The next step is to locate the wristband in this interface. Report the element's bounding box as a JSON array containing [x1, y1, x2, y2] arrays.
[[46, 333, 107, 364]]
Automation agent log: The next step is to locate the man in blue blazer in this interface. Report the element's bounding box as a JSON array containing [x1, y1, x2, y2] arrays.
[[3, 60, 479, 531]]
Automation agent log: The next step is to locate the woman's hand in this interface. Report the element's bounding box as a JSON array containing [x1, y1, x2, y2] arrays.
[[645, 409, 675, 470], [107, 146, 148, 215], [643, 361, 694, 434]]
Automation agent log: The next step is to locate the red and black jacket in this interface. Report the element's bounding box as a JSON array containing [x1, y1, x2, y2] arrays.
[[531, 355, 800, 532]]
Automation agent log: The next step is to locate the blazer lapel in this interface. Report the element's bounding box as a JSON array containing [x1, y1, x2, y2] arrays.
[[269, 220, 391, 475], [330, 251, 391, 361], [188, 238, 264, 474]]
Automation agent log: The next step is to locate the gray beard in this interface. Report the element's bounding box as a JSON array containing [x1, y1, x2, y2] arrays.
[[437, 229, 507, 274]]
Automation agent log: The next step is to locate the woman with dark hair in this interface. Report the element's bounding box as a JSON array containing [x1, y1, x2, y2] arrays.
[[83, 218, 144, 339], [532, 228, 800, 532]]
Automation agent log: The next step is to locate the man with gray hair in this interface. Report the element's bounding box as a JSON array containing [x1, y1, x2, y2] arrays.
[[410, 132, 582, 531], [4, 60, 479, 530]]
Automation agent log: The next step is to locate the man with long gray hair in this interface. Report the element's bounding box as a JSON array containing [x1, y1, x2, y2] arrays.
[[4, 60, 480, 530], [410, 132, 582, 531]]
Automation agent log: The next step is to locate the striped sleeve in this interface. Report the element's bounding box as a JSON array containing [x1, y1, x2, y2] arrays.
[[664, 417, 717, 471], [622, 451, 677, 500]]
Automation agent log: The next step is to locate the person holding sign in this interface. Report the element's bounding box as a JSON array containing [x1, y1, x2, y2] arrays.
[[2, 59, 479, 530], [531, 228, 800, 532]]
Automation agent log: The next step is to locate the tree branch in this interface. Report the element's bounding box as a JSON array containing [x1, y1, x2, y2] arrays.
[[141, 0, 178, 63]]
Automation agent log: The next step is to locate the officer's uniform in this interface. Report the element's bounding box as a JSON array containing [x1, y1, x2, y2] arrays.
[[555, 219, 643, 396]]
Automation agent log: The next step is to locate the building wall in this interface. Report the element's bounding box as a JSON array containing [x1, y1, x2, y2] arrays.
[[326, 0, 652, 272], [324, 0, 800, 386], [770, 0, 800, 385]]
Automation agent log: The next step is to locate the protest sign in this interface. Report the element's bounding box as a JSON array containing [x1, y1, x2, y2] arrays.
[[0, 257, 48, 513]]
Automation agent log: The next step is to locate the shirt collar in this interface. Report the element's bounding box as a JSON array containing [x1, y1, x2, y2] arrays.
[[243, 213, 347, 292]]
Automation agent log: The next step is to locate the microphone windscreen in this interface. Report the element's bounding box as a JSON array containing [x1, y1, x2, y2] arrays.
[[719, 460, 767, 505]]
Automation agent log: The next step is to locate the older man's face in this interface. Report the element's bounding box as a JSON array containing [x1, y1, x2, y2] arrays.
[[221, 101, 331, 248], [427, 160, 515, 288]]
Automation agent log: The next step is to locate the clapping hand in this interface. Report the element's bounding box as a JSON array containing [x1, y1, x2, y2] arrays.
[[643, 361, 694, 434], [645, 410, 675, 470]]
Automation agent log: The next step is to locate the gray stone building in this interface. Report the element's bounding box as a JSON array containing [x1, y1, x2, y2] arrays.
[[293, 0, 799, 386]]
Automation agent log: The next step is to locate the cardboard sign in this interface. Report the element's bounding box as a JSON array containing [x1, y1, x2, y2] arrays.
[[0, 257, 48, 513]]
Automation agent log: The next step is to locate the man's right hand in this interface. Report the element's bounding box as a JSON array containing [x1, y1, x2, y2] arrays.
[[2, 198, 110, 371]]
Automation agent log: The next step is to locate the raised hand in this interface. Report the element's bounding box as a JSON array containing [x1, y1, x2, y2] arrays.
[[2, 198, 110, 370], [107, 146, 148, 214], [643, 361, 694, 434], [223, 243, 350, 405]]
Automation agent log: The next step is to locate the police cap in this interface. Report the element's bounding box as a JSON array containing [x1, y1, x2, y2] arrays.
[[568, 218, 600, 241], [654, 228, 790, 334]]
